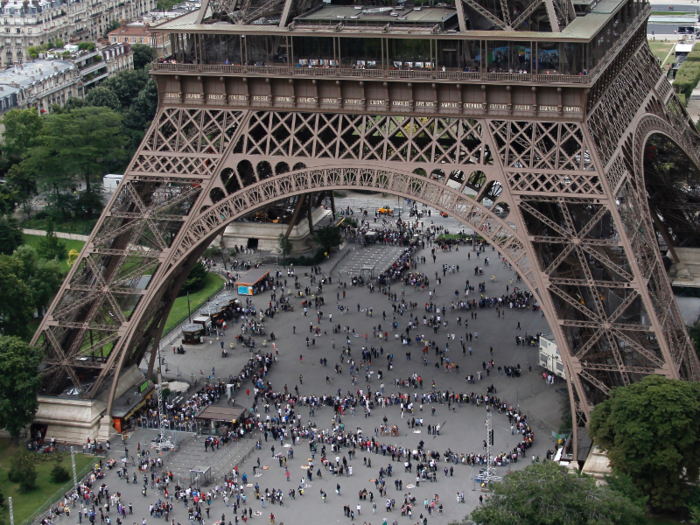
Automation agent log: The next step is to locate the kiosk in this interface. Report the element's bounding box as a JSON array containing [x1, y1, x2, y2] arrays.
[[235, 268, 271, 296], [181, 324, 204, 344]]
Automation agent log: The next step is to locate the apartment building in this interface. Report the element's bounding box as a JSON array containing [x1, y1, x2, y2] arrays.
[[0, 59, 81, 114], [0, 0, 157, 68], [108, 22, 170, 58]]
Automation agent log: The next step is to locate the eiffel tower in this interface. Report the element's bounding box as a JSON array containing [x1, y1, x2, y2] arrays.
[[32, 0, 700, 450]]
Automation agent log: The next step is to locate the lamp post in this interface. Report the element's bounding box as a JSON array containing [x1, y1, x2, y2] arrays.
[[187, 292, 192, 324]]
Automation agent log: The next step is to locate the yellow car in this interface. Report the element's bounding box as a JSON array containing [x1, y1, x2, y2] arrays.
[[378, 207, 393, 215]]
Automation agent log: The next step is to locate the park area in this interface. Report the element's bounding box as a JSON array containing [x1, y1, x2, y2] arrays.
[[648, 41, 676, 68], [0, 439, 93, 525]]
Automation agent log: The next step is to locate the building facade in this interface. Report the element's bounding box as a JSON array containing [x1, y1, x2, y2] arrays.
[[0, 59, 81, 114], [0, 0, 157, 68], [108, 22, 172, 58]]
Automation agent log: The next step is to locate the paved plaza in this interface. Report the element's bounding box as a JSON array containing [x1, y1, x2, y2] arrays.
[[96, 227, 563, 525]]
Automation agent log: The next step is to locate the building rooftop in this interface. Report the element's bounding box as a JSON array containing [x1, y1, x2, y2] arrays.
[[0, 60, 75, 91], [108, 23, 158, 38]]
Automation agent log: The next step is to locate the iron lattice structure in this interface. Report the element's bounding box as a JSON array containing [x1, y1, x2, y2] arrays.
[[32, 0, 700, 451]]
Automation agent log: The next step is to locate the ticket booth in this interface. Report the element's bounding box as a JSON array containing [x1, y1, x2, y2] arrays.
[[182, 324, 204, 344]]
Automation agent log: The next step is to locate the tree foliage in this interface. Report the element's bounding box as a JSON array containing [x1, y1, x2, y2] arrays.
[[7, 449, 38, 492], [104, 19, 121, 38], [132, 44, 155, 70], [179, 262, 208, 296], [37, 107, 126, 195], [2, 108, 43, 163], [0, 337, 43, 443], [37, 218, 67, 261], [0, 216, 23, 255], [278, 233, 292, 262], [50, 455, 71, 483], [0, 258, 35, 338], [12, 245, 63, 316], [313, 225, 343, 253], [84, 86, 122, 111], [590, 375, 700, 511], [464, 462, 646, 525]]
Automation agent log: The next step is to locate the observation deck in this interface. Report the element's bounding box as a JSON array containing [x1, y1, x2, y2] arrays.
[[148, 0, 650, 117]]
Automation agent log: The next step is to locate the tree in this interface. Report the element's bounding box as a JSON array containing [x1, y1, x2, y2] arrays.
[[278, 233, 292, 263], [84, 86, 121, 111], [313, 225, 343, 253], [50, 455, 71, 483], [464, 462, 646, 525], [6, 163, 38, 217], [62, 97, 86, 112], [0, 216, 23, 255], [68, 248, 80, 266], [179, 262, 208, 296], [590, 375, 700, 511], [12, 245, 63, 316], [101, 69, 150, 109], [1, 108, 43, 162], [104, 19, 121, 38], [0, 337, 43, 444], [37, 218, 67, 261], [0, 258, 34, 338], [132, 44, 155, 70], [7, 449, 38, 492], [38, 107, 126, 196], [121, 78, 158, 151]]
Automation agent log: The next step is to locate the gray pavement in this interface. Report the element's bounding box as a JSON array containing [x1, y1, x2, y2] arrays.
[[95, 240, 564, 525]]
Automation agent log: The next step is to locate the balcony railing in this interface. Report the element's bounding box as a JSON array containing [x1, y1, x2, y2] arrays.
[[151, 61, 592, 85]]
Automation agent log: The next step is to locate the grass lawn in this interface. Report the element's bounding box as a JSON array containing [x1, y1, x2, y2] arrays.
[[437, 233, 479, 241], [22, 216, 98, 236], [162, 272, 226, 336], [650, 11, 694, 16], [22, 235, 87, 273], [0, 439, 94, 525], [648, 41, 676, 68]]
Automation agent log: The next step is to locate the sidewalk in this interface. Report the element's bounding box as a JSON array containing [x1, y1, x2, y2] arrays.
[[22, 228, 90, 241]]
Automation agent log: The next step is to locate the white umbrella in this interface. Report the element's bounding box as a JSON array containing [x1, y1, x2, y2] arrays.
[[166, 381, 190, 393]]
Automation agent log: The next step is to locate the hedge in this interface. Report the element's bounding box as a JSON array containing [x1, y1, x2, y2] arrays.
[[679, 93, 688, 107], [685, 48, 700, 62], [673, 60, 700, 99]]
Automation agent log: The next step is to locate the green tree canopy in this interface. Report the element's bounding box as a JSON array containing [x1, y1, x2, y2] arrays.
[[37, 218, 67, 261], [1, 108, 43, 162], [12, 245, 63, 316], [7, 448, 38, 492], [104, 19, 121, 38], [179, 262, 208, 296], [313, 225, 343, 253], [278, 233, 292, 263], [121, 78, 158, 151], [0, 216, 23, 255], [6, 162, 37, 215], [0, 257, 35, 338], [84, 86, 122, 111], [464, 462, 646, 525], [590, 375, 700, 511], [131, 44, 155, 70], [36, 106, 126, 195], [102, 69, 150, 108], [0, 337, 43, 442]]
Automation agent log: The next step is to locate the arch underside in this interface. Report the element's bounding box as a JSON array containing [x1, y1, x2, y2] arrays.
[[31, 101, 700, 425]]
